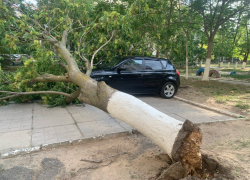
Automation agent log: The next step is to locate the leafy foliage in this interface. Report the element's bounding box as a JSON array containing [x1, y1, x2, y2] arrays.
[[1, 0, 250, 105]]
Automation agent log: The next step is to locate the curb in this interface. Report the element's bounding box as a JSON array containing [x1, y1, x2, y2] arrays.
[[0, 130, 138, 159], [174, 96, 244, 118], [196, 117, 248, 125]]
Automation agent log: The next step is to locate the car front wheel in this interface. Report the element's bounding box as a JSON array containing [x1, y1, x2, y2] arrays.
[[160, 82, 176, 99]]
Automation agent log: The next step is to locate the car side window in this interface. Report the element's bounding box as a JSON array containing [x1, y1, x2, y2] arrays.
[[161, 60, 167, 69], [145, 60, 162, 70], [121, 59, 143, 71]]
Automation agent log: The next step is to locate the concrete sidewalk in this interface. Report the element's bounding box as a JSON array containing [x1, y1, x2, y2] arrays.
[[0, 96, 239, 156]]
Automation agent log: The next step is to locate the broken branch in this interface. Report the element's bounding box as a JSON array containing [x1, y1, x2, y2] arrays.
[[30, 73, 69, 84], [0, 91, 71, 100]]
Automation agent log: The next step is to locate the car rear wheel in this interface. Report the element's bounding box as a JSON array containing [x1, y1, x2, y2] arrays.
[[160, 82, 176, 99]]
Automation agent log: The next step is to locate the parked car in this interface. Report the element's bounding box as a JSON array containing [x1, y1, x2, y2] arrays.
[[0, 54, 31, 67], [91, 56, 180, 98], [12, 54, 31, 66]]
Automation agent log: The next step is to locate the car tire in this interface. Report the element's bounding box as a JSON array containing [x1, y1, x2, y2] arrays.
[[160, 82, 176, 99]]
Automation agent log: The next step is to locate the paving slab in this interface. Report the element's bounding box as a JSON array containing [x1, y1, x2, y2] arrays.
[[136, 95, 234, 123], [0, 130, 31, 151]]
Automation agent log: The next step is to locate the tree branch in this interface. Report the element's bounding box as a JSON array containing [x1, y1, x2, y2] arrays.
[[219, 4, 250, 26], [65, 88, 81, 103], [59, 62, 69, 71], [50, 19, 67, 33], [90, 31, 115, 68], [0, 91, 71, 100], [61, 30, 68, 47], [0, 72, 12, 84], [29, 73, 69, 84]]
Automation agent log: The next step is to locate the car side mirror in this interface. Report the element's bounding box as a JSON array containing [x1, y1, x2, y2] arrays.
[[117, 66, 126, 74]]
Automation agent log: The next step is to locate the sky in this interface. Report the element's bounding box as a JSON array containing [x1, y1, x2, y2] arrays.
[[24, 0, 37, 5]]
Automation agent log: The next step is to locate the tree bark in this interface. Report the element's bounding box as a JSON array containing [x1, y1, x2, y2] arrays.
[[165, 49, 168, 59], [234, 61, 238, 69], [202, 39, 213, 81], [185, 35, 188, 80], [242, 52, 249, 69], [242, 61, 246, 69], [219, 57, 223, 68], [156, 50, 159, 58]]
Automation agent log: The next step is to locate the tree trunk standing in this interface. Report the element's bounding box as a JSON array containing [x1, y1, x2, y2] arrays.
[[202, 40, 213, 81], [242, 51, 249, 69], [156, 50, 159, 58], [165, 49, 168, 59], [185, 35, 189, 80], [227, 57, 232, 68], [242, 61, 246, 69], [219, 57, 223, 68], [234, 61, 238, 69], [199, 60, 203, 67]]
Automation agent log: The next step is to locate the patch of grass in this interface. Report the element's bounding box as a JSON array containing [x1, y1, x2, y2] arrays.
[[221, 74, 250, 80], [180, 77, 250, 108], [235, 139, 250, 148], [228, 139, 250, 150], [178, 67, 200, 74], [215, 95, 226, 103], [232, 167, 240, 177], [235, 102, 250, 109], [220, 69, 248, 72], [70, 172, 76, 177]]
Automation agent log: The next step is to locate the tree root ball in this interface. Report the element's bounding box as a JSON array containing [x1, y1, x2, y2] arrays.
[[171, 120, 203, 175], [155, 151, 233, 180]]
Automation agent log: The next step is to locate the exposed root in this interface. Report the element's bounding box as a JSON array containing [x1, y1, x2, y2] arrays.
[[171, 120, 203, 175], [156, 162, 186, 180], [154, 151, 233, 180]]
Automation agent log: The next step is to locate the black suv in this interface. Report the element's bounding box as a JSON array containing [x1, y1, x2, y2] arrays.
[[91, 56, 180, 98]]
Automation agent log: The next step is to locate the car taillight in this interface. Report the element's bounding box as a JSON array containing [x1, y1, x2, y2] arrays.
[[176, 69, 180, 76]]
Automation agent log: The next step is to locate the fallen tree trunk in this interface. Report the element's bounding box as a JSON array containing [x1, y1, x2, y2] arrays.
[[51, 31, 203, 175], [107, 91, 202, 174], [74, 77, 202, 175]]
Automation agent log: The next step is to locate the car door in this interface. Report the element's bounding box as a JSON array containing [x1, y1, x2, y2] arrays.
[[110, 58, 144, 93], [143, 59, 164, 92]]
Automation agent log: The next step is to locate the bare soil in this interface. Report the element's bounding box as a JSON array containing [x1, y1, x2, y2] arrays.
[[1, 120, 250, 180], [1, 78, 250, 180]]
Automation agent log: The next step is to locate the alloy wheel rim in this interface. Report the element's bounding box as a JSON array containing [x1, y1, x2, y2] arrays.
[[164, 84, 175, 97]]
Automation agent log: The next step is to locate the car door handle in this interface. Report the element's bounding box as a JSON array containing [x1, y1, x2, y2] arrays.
[[109, 76, 112, 77]]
